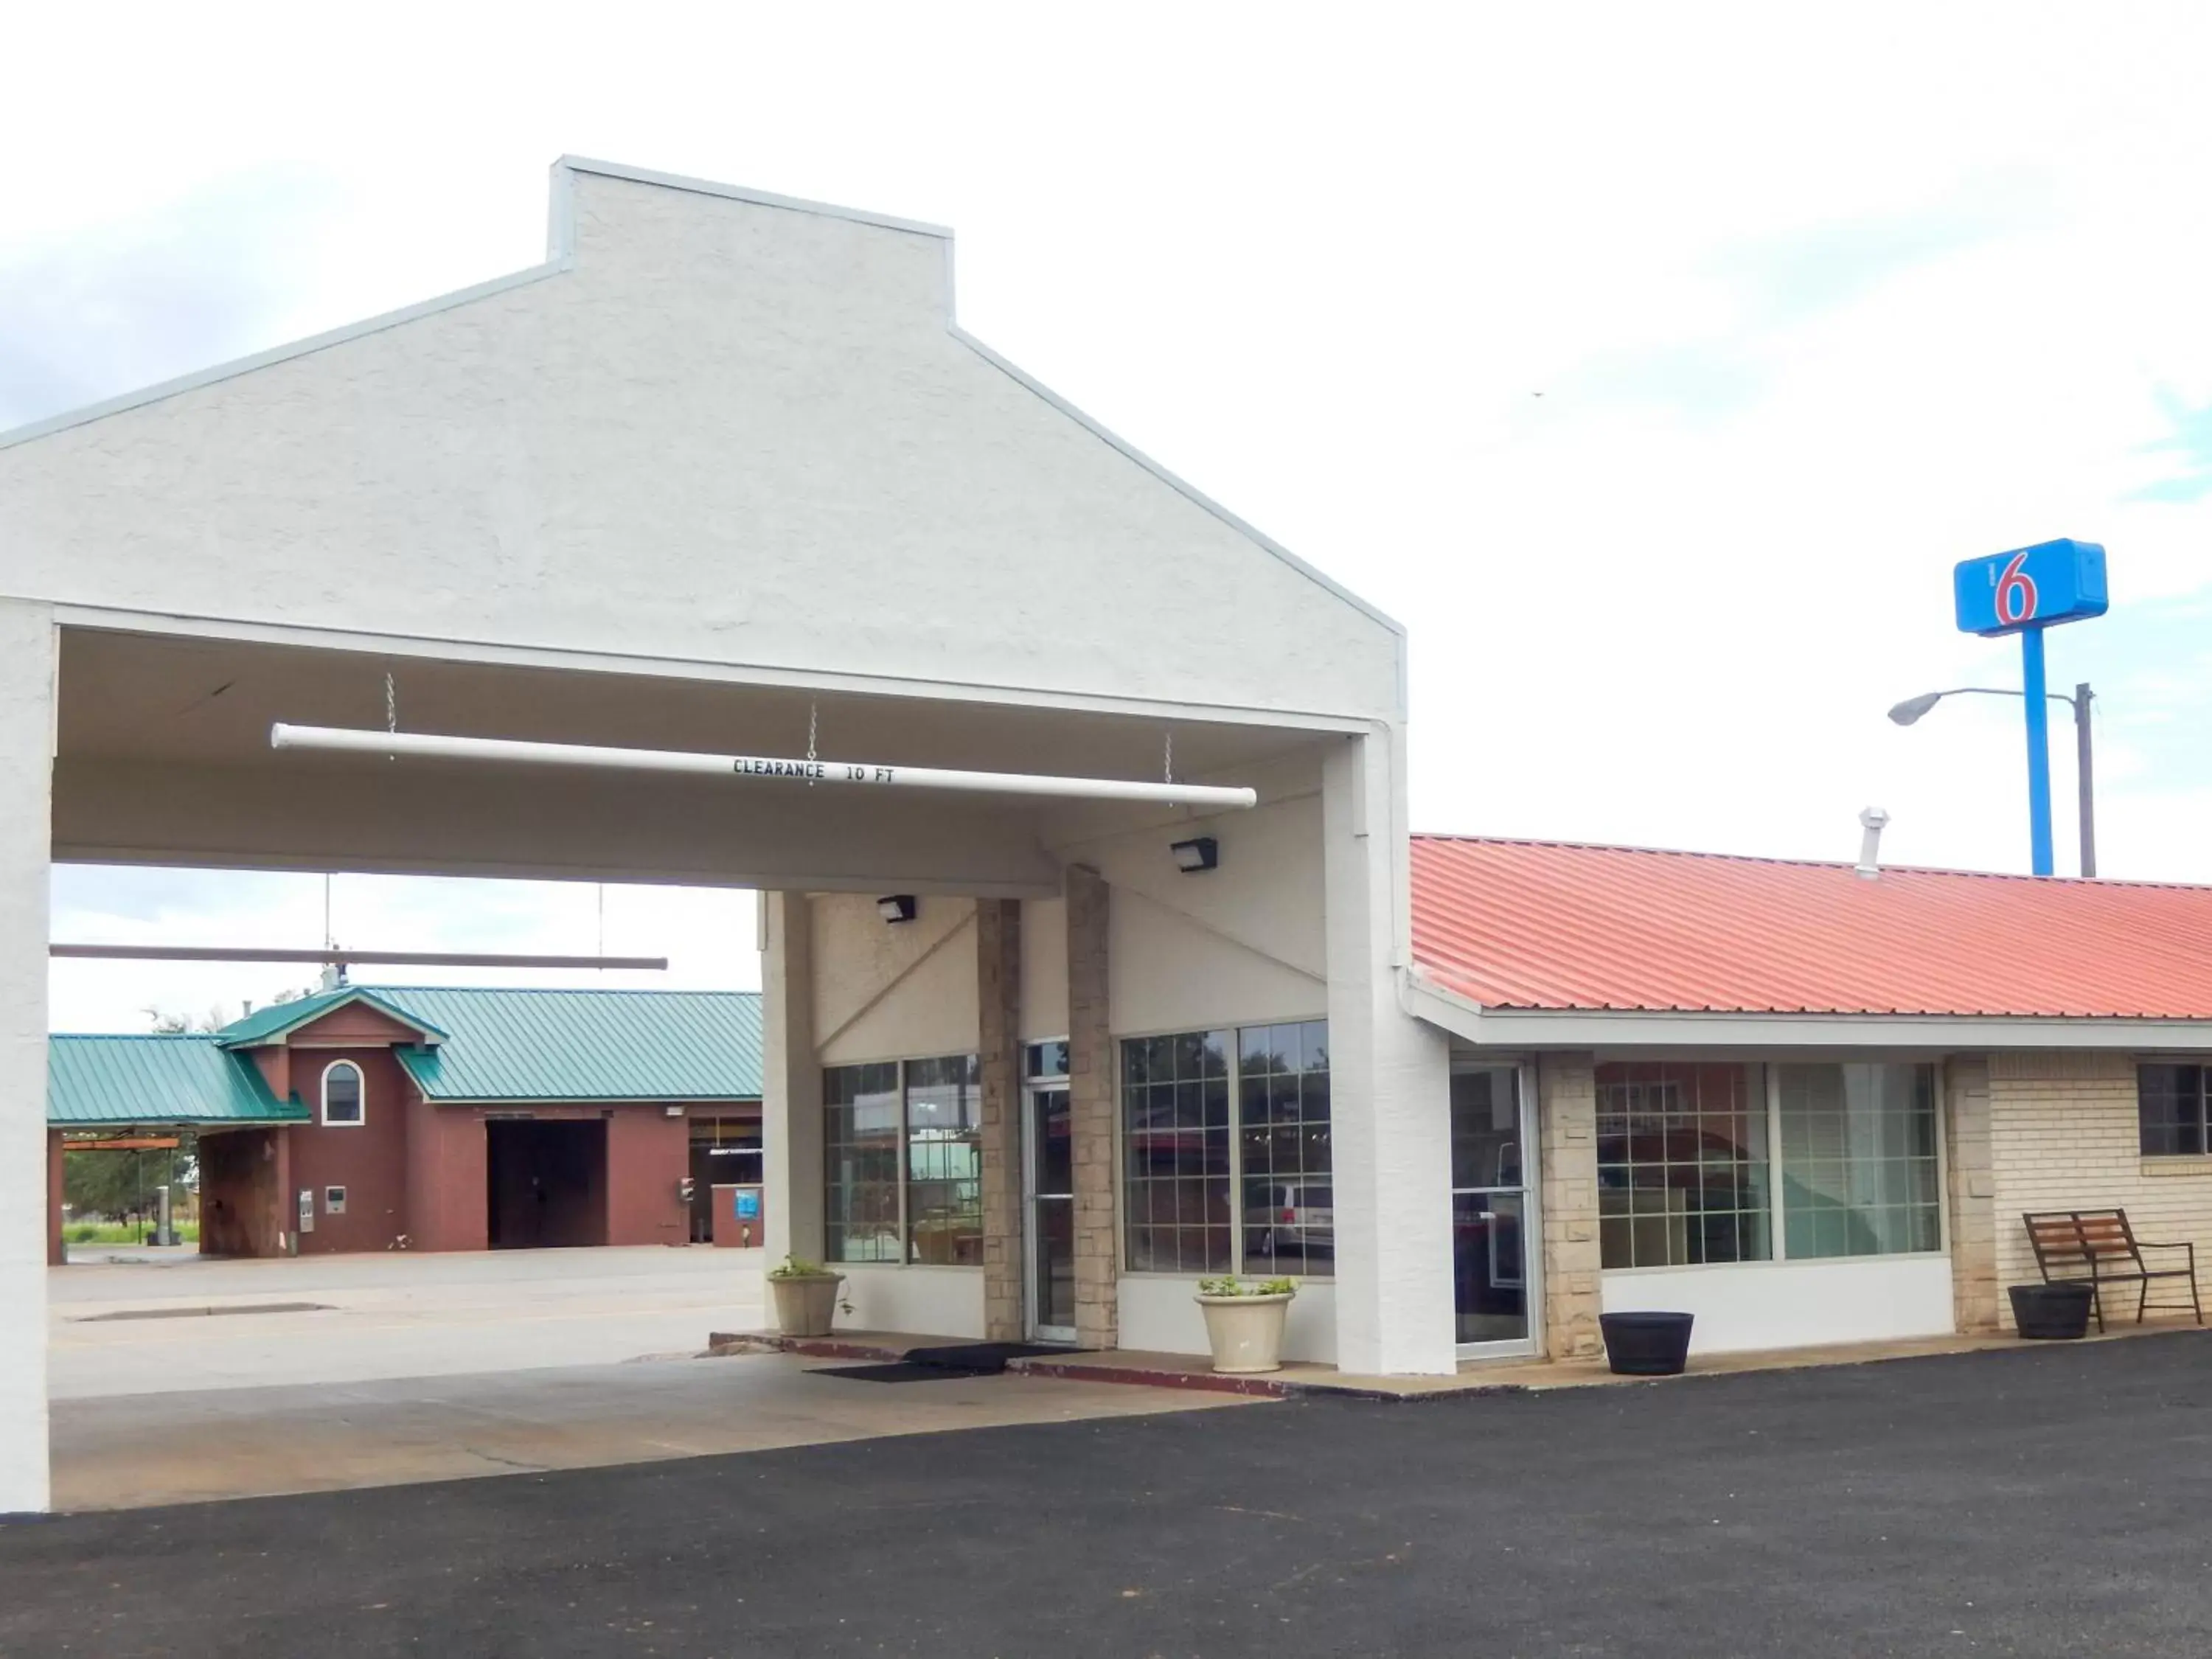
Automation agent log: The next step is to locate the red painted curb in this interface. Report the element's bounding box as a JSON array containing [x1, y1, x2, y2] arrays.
[[1006, 1358, 1294, 1397]]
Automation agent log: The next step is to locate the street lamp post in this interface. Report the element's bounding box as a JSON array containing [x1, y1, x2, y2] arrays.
[[1887, 683, 2097, 877]]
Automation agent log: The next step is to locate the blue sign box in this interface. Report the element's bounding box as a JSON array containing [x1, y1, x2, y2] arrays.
[[734, 1189, 761, 1221], [1954, 539, 2108, 636]]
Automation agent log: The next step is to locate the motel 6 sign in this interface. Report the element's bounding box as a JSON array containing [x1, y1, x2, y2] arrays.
[[1950, 537, 2108, 879], [1953, 538, 2108, 637]]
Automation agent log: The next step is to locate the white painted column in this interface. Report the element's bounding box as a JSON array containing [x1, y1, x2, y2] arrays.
[[1323, 726, 1455, 1375], [760, 891, 823, 1265], [0, 600, 55, 1514]]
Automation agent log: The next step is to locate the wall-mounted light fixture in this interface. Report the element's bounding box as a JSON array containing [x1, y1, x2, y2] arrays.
[[1169, 836, 1220, 874], [877, 894, 919, 923]]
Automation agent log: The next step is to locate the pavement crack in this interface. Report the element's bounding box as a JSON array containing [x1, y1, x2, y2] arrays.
[[462, 1447, 550, 1472]]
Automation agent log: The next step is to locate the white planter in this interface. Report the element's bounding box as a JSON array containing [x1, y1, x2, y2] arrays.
[[1195, 1291, 1295, 1374], [770, 1273, 845, 1338]]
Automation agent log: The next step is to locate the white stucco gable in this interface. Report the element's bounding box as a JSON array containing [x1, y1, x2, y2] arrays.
[[0, 158, 1401, 723]]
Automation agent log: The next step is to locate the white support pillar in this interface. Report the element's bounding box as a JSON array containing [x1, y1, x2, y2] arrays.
[[0, 600, 55, 1513], [1323, 726, 1455, 1376], [761, 891, 824, 1267]]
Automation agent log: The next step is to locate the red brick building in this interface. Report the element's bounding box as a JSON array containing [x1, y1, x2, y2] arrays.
[[49, 985, 762, 1259]]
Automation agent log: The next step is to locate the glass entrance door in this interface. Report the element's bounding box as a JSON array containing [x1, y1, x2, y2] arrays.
[[1024, 1042, 1076, 1343], [1452, 1066, 1535, 1353]]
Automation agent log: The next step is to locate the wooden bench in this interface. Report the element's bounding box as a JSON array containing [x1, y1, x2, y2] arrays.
[[2023, 1209, 2204, 1332]]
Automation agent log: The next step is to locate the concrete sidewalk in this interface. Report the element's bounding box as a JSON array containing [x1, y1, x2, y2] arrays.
[[51, 1351, 1256, 1509], [50, 1245, 765, 1397]]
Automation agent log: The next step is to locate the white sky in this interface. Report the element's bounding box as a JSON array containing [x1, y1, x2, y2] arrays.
[[12, 2, 2212, 1030]]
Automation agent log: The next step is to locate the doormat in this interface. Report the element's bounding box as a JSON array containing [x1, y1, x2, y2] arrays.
[[902, 1343, 1088, 1376], [813, 1362, 975, 1384]]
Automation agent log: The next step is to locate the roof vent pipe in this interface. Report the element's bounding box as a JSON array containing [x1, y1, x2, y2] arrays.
[[1856, 807, 1891, 880]]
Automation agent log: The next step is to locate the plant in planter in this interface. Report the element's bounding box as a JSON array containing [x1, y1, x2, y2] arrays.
[[767, 1255, 850, 1338], [1194, 1275, 1298, 1374]]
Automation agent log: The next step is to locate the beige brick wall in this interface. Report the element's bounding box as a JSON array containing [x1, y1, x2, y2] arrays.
[[1987, 1050, 2211, 1328], [1945, 1056, 1998, 1332], [975, 898, 1023, 1342], [1537, 1053, 1603, 1359], [1066, 864, 1118, 1349]]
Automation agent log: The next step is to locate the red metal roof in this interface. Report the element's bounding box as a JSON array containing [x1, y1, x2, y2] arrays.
[[1409, 836, 2212, 1020]]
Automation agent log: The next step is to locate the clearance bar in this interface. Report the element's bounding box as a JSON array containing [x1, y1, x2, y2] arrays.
[[268, 724, 1259, 810], [49, 945, 669, 969]]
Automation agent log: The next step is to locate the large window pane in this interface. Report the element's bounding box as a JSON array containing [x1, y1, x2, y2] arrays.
[[1777, 1062, 1940, 1258], [2140, 1063, 2208, 1157], [1238, 1020, 1332, 1275], [906, 1055, 982, 1265], [824, 1062, 901, 1262], [1596, 1062, 1770, 1268], [1121, 1031, 1231, 1273]]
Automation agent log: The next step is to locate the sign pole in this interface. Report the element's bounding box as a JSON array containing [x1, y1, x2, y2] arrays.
[[2020, 625, 2054, 877]]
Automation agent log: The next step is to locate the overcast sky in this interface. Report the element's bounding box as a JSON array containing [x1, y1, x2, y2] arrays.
[[13, 3, 2212, 1031]]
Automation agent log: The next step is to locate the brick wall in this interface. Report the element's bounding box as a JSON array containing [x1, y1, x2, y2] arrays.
[[198, 1127, 287, 1256], [46, 1132, 65, 1266], [285, 1046, 415, 1253], [1537, 1053, 1603, 1359], [605, 1107, 689, 1246], [1988, 1050, 2211, 1328]]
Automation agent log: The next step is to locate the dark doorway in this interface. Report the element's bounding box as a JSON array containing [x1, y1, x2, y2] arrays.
[[487, 1119, 608, 1249]]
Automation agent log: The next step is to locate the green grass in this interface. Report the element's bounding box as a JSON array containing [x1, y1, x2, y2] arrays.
[[63, 1222, 200, 1245]]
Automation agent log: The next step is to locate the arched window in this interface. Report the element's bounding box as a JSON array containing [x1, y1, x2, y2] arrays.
[[321, 1060, 364, 1127]]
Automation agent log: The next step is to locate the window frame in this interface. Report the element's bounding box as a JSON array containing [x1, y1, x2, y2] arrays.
[[1596, 1058, 1948, 1275], [1596, 1060, 1773, 1271], [319, 1060, 366, 1129], [820, 1053, 982, 1268], [2138, 1060, 2211, 1158], [1115, 1017, 1335, 1282]]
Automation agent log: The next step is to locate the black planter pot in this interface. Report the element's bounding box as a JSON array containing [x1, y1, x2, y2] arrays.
[[2009, 1281, 2093, 1340], [1599, 1311, 1695, 1376]]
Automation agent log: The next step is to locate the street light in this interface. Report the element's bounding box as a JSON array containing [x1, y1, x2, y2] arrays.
[[1887, 683, 2098, 877]]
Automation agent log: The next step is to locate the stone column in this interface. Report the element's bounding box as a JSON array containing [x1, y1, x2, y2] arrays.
[[1537, 1052, 1604, 1360], [976, 898, 1023, 1341], [1324, 730, 1456, 1376], [0, 599, 55, 1514], [761, 891, 824, 1266], [1066, 864, 1117, 1350], [1944, 1055, 1999, 1332]]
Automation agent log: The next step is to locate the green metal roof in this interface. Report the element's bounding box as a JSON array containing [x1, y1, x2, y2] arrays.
[[216, 988, 446, 1048], [48, 1035, 307, 1127], [366, 987, 761, 1102]]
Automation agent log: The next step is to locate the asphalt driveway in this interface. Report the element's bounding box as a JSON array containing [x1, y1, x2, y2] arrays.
[[9, 1332, 2212, 1658]]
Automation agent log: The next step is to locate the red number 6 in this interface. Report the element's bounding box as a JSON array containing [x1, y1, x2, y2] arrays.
[[1996, 551, 2038, 625]]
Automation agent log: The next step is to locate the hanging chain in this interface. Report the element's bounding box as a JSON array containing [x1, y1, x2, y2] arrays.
[[384, 672, 398, 763], [807, 700, 819, 785], [1164, 730, 1174, 785]]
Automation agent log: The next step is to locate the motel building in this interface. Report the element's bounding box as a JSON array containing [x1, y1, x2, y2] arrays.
[[46, 985, 765, 1262], [4, 159, 2212, 1514]]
